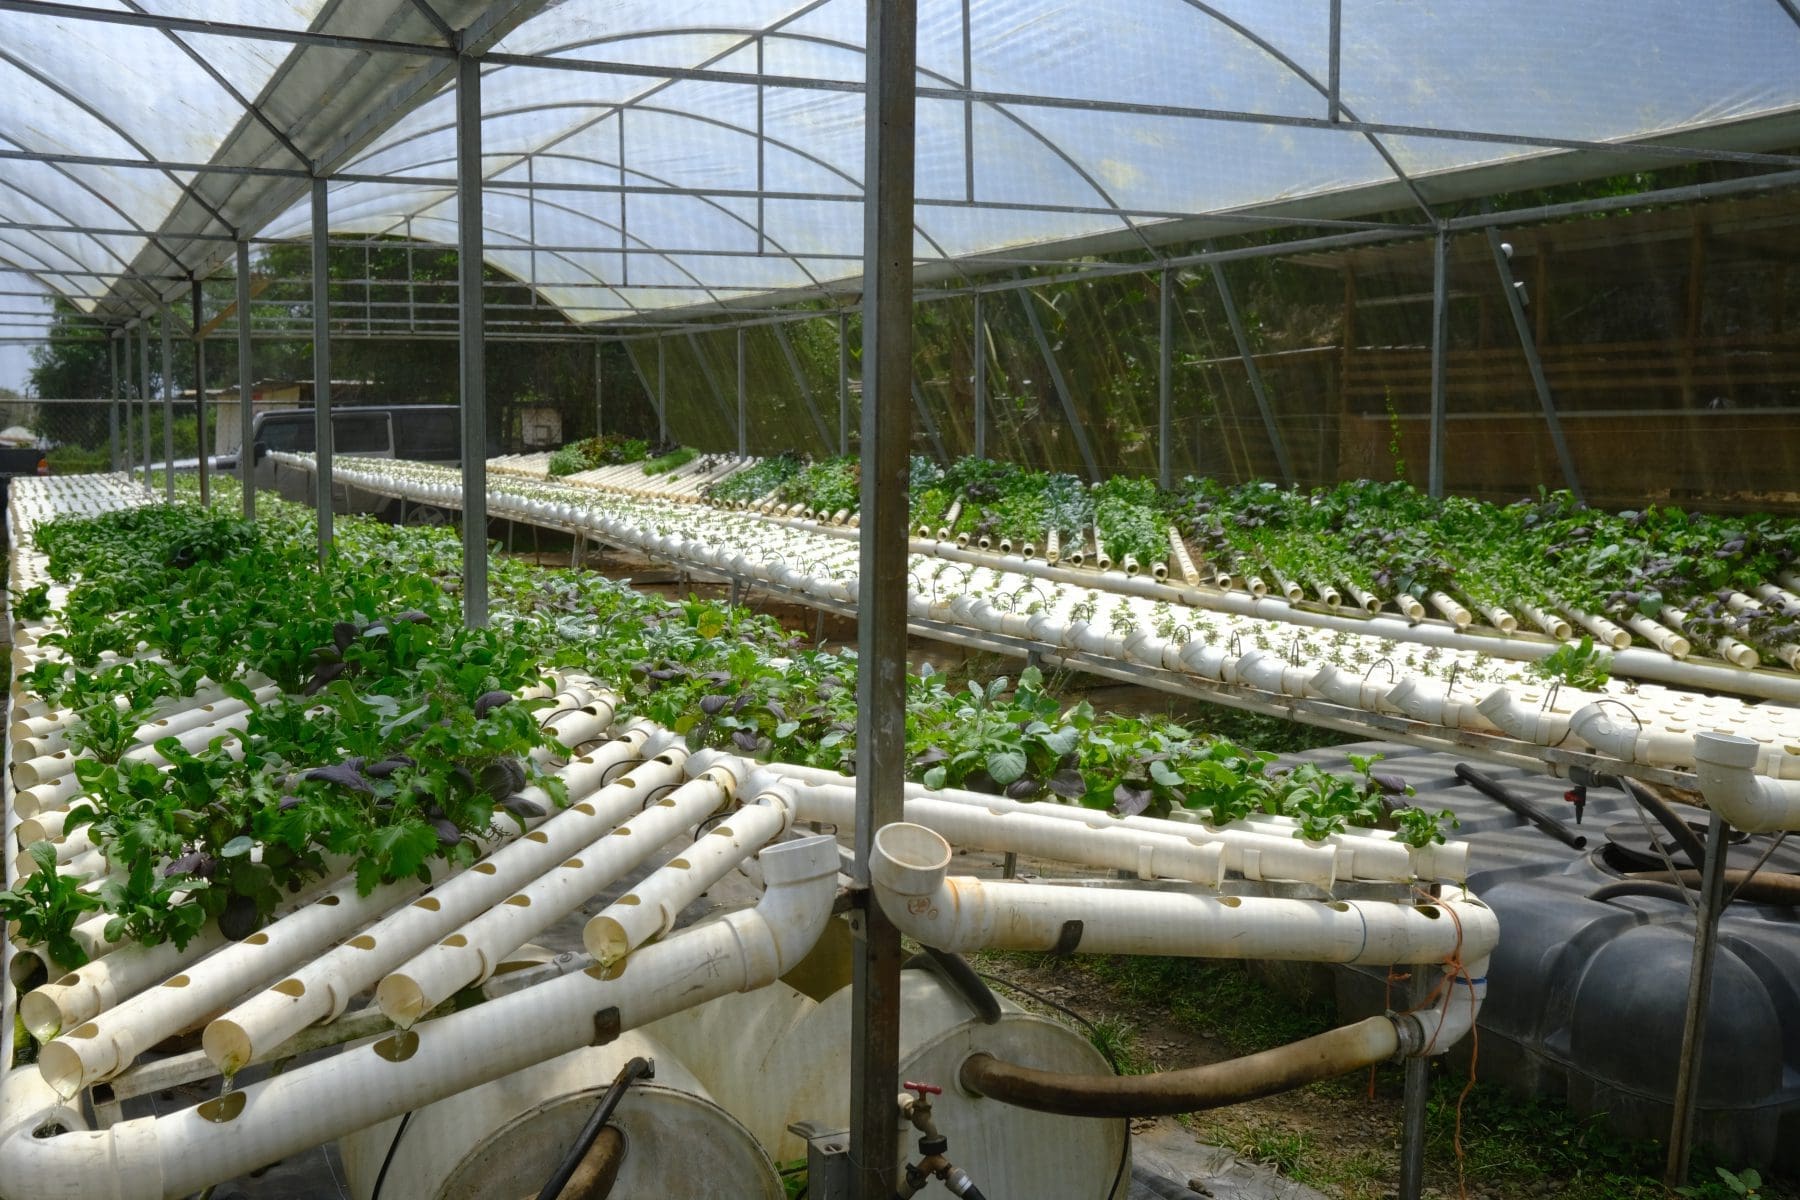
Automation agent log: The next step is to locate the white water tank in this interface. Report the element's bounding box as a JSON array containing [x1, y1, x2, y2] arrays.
[[337, 1031, 782, 1200]]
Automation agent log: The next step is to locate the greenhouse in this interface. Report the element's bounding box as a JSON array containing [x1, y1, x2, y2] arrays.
[[3, 3, 1800, 1198]]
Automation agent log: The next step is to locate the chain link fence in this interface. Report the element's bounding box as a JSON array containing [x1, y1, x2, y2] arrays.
[[4, 397, 218, 479]]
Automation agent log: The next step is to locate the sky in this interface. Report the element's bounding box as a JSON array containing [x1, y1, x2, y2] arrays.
[[1, 337, 38, 396], [0, 286, 51, 395]]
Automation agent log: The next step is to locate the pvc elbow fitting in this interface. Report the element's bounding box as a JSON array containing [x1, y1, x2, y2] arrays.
[[1475, 688, 1570, 746], [724, 834, 841, 981], [1395, 958, 1489, 1057], [1694, 732, 1800, 833]]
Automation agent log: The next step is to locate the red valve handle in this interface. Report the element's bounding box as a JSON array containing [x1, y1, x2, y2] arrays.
[[903, 1081, 943, 1097]]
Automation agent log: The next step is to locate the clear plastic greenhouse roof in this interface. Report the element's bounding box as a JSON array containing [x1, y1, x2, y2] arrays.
[[4, 0, 1800, 325]]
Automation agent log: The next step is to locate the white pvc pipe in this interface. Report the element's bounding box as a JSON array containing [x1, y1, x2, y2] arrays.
[[203, 730, 658, 1073], [35, 870, 430, 1098], [1694, 732, 1800, 833], [0, 836, 841, 1200], [376, 757, 724, 1026], [1567, 702, 1695, 769], [765, 757, 1464, 884], [870, 823, 1498, 965], [788, 779, 1236, 886], [585, 788, 791, 965]]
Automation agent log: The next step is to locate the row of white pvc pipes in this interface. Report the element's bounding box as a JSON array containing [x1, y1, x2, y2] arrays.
[[323, 456, 1800, 779], [488, 453, 1800, 680], [3, 474, 1509, 1199]]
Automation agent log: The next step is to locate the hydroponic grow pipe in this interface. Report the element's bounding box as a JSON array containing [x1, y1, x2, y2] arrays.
[[582, 769, 795, 966], [0, 836, 841, 1200], [202, 723, 661, 1075], [33, 869, 434, 1098], [762, 760, 1467, 884], [375, 752, 724, 1027], [869, 823, 1498, 968], [17, 683, 623, 1045], [326, 456, 1800, 707]]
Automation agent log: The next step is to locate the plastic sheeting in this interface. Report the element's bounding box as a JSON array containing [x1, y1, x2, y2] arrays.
[[4, 1, 1800, 322]]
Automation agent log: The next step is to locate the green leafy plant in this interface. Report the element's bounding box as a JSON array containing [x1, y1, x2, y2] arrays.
[[0, 842, 101, 968], [12, 582, 51, 620], [1678, 1166, 1763, 1199], [641, 446, 699, 476], [1530, 635, 1613, 690]]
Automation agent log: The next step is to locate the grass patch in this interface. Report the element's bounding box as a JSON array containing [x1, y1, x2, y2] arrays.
[[1075, 953, 1337, 1056], [974, 949, 1795, 1200]]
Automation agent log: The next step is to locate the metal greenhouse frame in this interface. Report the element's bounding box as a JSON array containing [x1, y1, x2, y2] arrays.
[[3, 3, 1800, 1195]]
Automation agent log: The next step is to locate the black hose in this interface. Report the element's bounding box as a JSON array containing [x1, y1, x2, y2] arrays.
[[1588, 881, 1693, 905], [1621, 777, 1709, 868], [536, 1056, 654, 1200], [903, 948, 1001, 1024], [1454, 763, 1587, 849], [369, 1111, 412, 1200]]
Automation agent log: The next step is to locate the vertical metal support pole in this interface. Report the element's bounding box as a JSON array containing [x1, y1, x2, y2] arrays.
[[655, 335, 668, 444], [1398, 970, 1430, 1200], [1485, 227, 1582, 503], [311, 178, 334, 560], [1427, 225, 1449, 498], [1158, 268, 1173, 488], [457, 52, 489, 628], [850, 0, 915, 1194], [139, 313, 152, 488], [1665, 812, 1731, 1187], [601, 340, 615, 438], [237, 240, 256, 521], [1019, 286, 1101, 481], [121, 324, 134, 477], [736, 326, 748, 458], [108, 332, 120, 473], [1212, 260, 1294, 486], [838, 311, 851, 455], [159, 305, 175, 503], [191, 279, 209, 507], [972, 290, 987, 459], [1327, 0, 1342, 122]]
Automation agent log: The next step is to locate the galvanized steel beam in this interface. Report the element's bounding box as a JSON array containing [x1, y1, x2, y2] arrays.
[[1427, 226, 1449, 498], [850, 2, 915, 1195], [236, 240, 255, 520], [311, 178, 333, 561], [458, 54, 489, 628]]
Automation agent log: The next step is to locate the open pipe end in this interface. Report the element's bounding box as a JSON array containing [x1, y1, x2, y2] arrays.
[[584, 916, 631, 967], [375, 974, 428, 1029], [202, 1020, 253, 1077], [34, 1040, 86, 1101], [18, 987, 67, 1042], [871, 823, 951, 899]]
